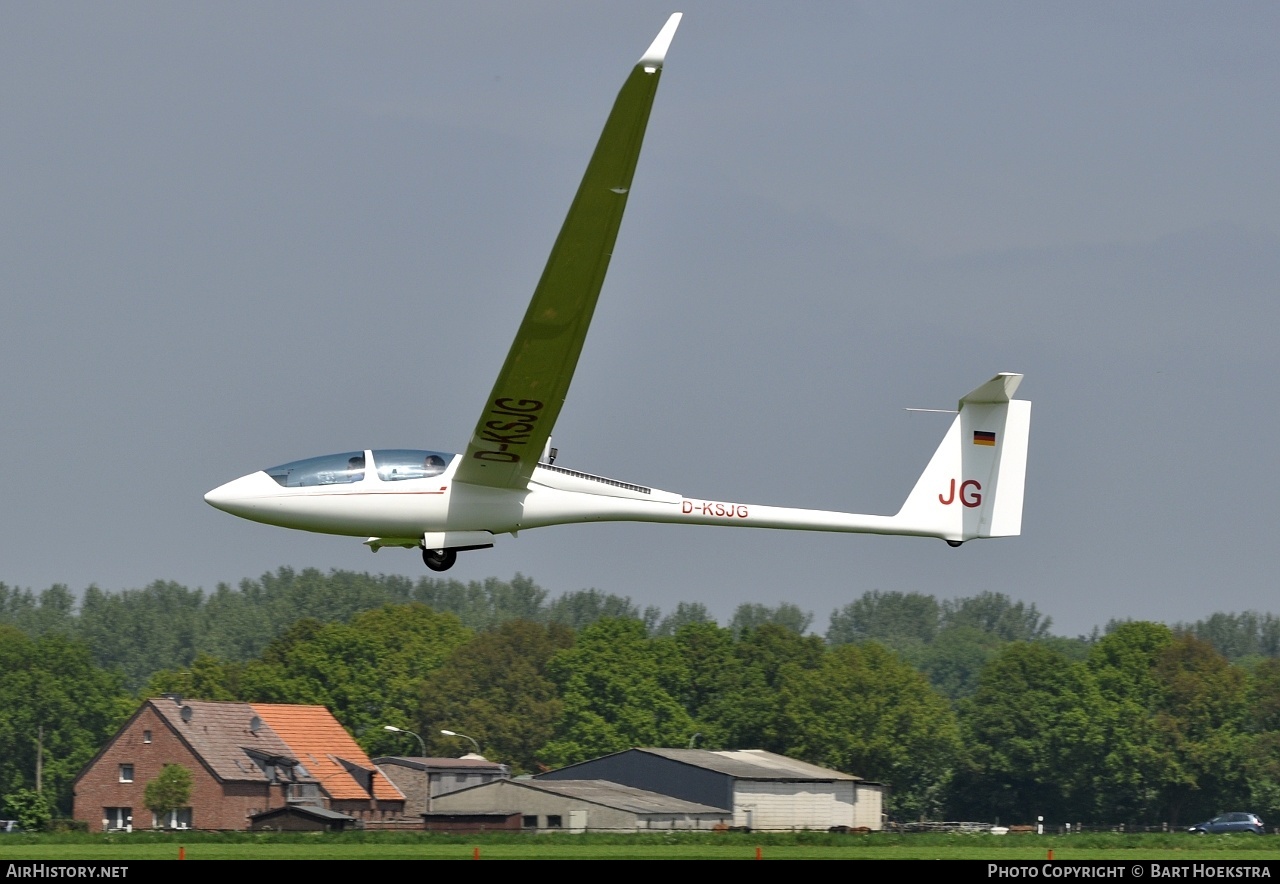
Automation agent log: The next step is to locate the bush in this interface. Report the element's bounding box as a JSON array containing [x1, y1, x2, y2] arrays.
[[2, 788, 54, 832]]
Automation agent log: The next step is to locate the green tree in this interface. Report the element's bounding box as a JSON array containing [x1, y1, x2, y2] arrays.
[[146, 654, 246, 701], [77, 581, 207, 690], [1148, 633, 1249, 824], [782, 642, 962, 820], [198, 582, 280, 661], [244, 567, 405, 626], [144, 764, 193, 827], [941, 592, 1051, 643], [653, 602, 715, 637], [1083, 623, 1250, 825], [952, 642, 1105, 823], [544, 589, 647, 631], [729, 602, 812, 636], [698, 625, 826, 754], [1176, 612, 1280, 662], [827, 591, 1064, 701], [827, 591, 939, 648], [228, 604, 470, 755], [412, 574, 549, 630], [1086, 621, 1177, 823], [1245, 659, 1280, 820], [416, 620, 573, 772], [0, 584, 75, 638], [913, 624, 1004, 700], [669, 621, 738, 734], [539, 619, 695, 765], [0, 626, 130, 814]]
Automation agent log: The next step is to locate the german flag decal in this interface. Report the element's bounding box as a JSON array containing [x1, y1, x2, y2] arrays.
[[973, 431, 996, 446]]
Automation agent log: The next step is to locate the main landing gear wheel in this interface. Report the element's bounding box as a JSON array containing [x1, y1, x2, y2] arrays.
[[422, 548, 457, 572]]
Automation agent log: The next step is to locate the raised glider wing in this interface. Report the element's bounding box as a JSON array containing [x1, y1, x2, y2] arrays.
[[205, 13, 1032, 572]]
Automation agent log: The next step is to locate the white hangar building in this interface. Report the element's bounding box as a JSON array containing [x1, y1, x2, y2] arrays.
[[537, 748, 885, 832]]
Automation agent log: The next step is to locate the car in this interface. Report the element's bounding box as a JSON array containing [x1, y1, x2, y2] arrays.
[[0, 820, 22, 834], [1188, 813, 1265, 835]]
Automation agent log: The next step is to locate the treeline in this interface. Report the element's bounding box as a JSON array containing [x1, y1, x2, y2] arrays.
[[5, 569, 1277, 692], [2, 570, 1279, 828], [1, 571, 674, 690]]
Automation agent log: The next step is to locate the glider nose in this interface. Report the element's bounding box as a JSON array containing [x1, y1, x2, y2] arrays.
[[204, 472, 274, 518]]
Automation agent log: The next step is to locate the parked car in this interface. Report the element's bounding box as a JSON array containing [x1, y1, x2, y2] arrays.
[[0, 820, 22, 834], [1188, 813, 1265, 835]]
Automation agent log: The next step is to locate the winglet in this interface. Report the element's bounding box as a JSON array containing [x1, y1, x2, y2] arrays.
[[639, 13, 683, 70]]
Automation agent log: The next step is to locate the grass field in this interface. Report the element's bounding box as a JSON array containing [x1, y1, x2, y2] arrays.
[[3, 831, 1280, 861]]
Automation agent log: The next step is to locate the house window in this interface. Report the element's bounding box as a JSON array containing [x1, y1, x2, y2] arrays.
[[547, 815, 563, 829], [143, 730, 152, 744], [522, 815, 537, 829], [104, 808, 132, 831], [286, 783, 322, 805], [153, 808, 192, 830], [119, 764, 134, 783]]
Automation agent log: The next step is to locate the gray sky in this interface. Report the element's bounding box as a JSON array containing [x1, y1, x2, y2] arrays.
[[3, 2, 1278, 637]]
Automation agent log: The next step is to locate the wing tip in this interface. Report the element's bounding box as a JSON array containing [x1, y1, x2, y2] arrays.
[[638, 12, 683, 69]]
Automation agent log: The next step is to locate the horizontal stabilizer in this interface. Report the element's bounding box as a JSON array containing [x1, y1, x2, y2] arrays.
[[959, 372, 1023, 405]]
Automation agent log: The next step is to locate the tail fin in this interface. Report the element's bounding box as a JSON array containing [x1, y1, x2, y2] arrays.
[[894, 373, 1031, 544]]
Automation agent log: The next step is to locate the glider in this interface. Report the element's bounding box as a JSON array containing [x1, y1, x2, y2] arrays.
[[206, 13, 1032, 571]]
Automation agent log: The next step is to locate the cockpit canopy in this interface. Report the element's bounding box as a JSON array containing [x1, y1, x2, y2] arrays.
[[266, 449, 455, 488]]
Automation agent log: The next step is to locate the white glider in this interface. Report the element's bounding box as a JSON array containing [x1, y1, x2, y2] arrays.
[[206, 13, 1031, 572]]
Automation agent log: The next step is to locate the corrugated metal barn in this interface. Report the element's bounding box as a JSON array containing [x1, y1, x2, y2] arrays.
[[537, 748, 885, 831], [429, 777, 731, 832]]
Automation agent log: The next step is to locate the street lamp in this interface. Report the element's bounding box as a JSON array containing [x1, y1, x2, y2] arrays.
[[383, 725, 426, 758], [440, 729, 482, 755]]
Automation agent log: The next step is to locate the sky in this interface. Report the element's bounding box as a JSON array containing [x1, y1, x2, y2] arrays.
[[3, 2, 1278, 637]]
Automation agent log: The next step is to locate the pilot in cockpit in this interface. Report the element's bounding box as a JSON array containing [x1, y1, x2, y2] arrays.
[[422, 454, 446, 477], [347, 455, 366, 481]]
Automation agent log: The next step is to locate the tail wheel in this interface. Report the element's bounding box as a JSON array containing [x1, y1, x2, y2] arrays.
[[422, 548, 458, 571]]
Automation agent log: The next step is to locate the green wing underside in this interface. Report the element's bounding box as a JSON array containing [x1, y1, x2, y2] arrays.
[[454, 61, 667, 490]]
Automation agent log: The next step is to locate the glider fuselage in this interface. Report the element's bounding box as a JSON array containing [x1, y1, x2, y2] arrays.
[[205, 450, 911, 547]]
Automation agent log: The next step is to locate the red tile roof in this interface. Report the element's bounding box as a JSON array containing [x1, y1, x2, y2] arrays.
[[251, 704, 403, 802]]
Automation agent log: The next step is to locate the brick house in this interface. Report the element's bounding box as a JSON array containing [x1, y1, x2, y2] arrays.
[[73, 697, 404, 832]]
